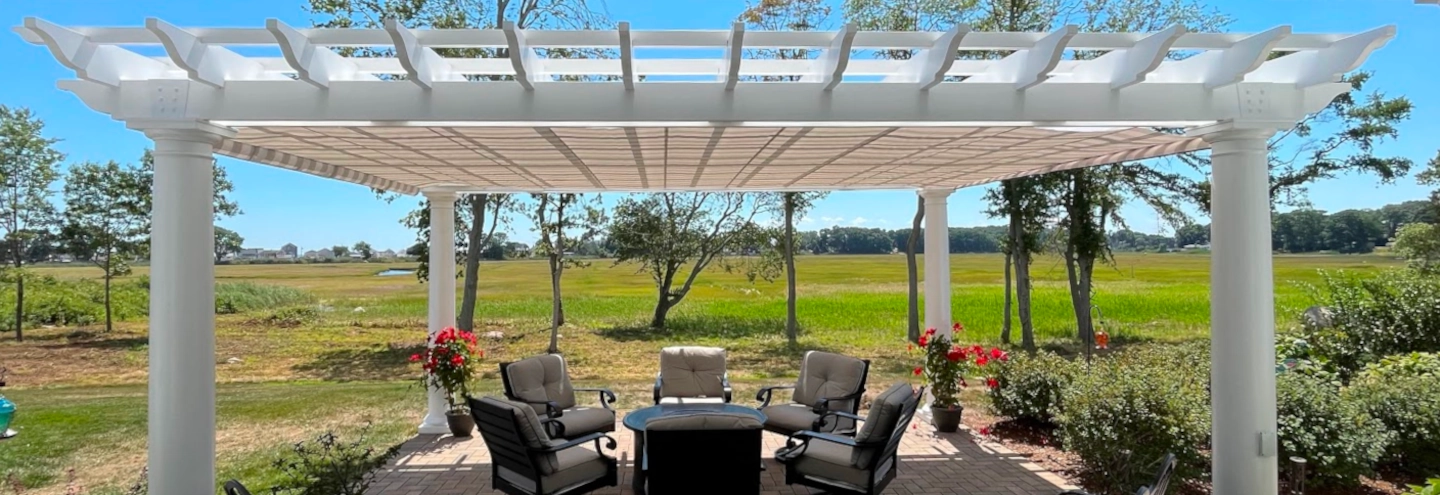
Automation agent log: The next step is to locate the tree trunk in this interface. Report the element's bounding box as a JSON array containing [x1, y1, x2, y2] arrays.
[[104, 261, 113, 333], [1002, 251, 1013, 345], [784, 194, 798, 346], [14, 267, 22, 342], [1016, 239, 1036, 352], [905, 196, 924, 343], [547, 254, 562, 353], [651, 290, 673, 329], [457, 195, 487, 332]]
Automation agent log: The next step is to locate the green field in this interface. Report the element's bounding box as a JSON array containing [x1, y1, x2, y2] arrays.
[[0, 252, 1403, 493]]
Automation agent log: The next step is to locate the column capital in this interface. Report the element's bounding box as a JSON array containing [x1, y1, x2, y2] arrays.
[[129, 120, 236, 143], [1186, 121, 1278, 144], [423, 190, 458, 204], [918, 187, 956, 202]]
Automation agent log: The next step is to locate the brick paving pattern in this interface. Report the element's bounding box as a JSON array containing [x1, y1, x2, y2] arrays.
[[371, 412, 1075, 495]]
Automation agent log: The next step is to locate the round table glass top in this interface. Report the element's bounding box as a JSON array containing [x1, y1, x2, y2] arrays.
[[622, 403, 766, 431]]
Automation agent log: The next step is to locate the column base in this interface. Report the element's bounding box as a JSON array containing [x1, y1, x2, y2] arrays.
[[418, 413, 450, 435]]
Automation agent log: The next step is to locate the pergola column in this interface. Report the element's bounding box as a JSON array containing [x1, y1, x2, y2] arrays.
[[420, 191, 457, 434], [919, 188, 955, 338], [1203, 127, 1279, 495], [142, 126, 226, 495]]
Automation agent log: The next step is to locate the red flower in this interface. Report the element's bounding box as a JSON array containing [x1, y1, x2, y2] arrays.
[[946, 347, 964, 362], [975, 355, 990, 367], [990, 347, 1003, 359], [408, 353, 421, 362], [913, 366, 923, 376], [451, 355, 464, 366], [918, 334, 929, 347], [998, 351, 1009, 362], [925, 327, 937, 336], [952, 322, 964, 333], [970, 344, 983, 356], [979, 426, 991, 436], [986, 377, 999, 390]]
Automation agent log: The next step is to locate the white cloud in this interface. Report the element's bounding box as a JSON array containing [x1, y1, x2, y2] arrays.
[[800, 216, 816, 224], [851, 217, 869, 226], [821, 216, 845, 224]]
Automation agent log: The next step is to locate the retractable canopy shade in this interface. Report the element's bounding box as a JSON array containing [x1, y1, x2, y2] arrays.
[[16, 18, 1395, 194]]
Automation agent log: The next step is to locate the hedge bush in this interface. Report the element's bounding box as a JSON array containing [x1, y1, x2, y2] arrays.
[[1305, 270, 1440, 375], [0, 275, 148, 327], [1357, 352, 1440, 382], [1056, 346, 1210, 494], [215, 282, 316, 314], [986, 350, 1078, 425], [1347, 373, 1440, 475], [1276, 373, 1393, 488]]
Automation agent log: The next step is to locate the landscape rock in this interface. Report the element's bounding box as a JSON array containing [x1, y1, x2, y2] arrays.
[[1301, 306, 1333, 330], [483, 331, 504, 340], [225, 357, 243, 365]]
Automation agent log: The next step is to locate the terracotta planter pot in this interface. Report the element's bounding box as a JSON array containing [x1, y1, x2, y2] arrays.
[[446, 411, 475, 437], [930, 405, 964, 433]]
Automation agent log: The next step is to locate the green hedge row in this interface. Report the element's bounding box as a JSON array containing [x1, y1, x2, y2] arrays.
[[0, 275, 314, 328]]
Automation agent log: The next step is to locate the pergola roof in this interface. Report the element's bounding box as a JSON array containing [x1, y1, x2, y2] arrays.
[[16, 18, 1395, 195]]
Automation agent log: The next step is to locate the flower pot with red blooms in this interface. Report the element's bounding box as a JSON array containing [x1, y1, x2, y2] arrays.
[[909, 322, 1009, 434], [412, 327, 483, 437]]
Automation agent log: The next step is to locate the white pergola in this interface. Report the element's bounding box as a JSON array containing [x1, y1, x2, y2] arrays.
[[17, 16, 1395, 495]]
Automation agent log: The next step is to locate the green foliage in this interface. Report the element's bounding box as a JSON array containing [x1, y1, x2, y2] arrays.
[[1305, 270, 1440, 375], [215, 282, 316, 315], [215, 227, 245, 263], [0, 105, 65, 340], [1346, 375, 1440, 474], [1358, 352, 1440, 382], [1056, 345, 1211, 494], [0, 274, 146, 327], [268, 427, 399, 495], [1406, 478, 1440, 495], [1393, 223, 1440, 273], [1325, 209, 1386, 254], [352, 241, 373, 261], [986, 350, 1078, 424], [1276, 373, 1392, 487], [257, 307, 322, 328]]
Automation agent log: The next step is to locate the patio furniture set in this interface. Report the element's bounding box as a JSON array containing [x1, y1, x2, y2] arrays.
[[469, 346, 922, 495]]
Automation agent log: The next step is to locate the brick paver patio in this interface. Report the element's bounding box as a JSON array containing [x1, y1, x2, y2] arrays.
[[371, 412, 1075, 495]]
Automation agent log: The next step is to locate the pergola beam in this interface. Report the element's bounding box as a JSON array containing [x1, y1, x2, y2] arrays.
[[722, 22, 744, 90], [1065, 25, 1185, 89], [806, 23, 857, 90], [385, 19, 460, 89], [22, 17, 171, 87], [965, 25, 1077, 90], [882, 24, 970, 90], [619, 21, 635, 90], [503, 21, 541, 90], [147, 18, 276, 88], [266, 19, 373, 89], [1248, 25, 1395, 88], [1149, 25, 1290, 89]]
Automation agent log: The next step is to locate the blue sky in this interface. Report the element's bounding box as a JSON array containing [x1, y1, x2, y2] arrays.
[[2, 0, 1437, 251]]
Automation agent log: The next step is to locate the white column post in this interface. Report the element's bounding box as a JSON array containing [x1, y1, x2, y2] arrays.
[[143, 126, 225, 495], [1202, 127, 1279, 495], [920, 188, 955, 339], [420, 191, 457, 434]]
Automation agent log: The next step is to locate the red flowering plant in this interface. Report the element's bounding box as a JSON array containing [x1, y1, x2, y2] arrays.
[[909, 322, 1009, 409], [410, 327, 483, 413]]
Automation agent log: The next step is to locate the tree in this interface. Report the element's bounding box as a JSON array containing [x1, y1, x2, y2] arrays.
[[60, 161, 147, 332], [905, 197, 924, 343], [1175, 223, 1209, 247], [1392, 223, 1440, 274], [353, 241, 374, 261], [0, 106, 63, 341], [529, 193, 604, 352], [457, 194, 513, 332], [332, 245, 351, 258], [774, 192, 827, 345], [1324, 209, 1384, 254], [1274, 209, 1329, 252], [1379, 200, 1435, 239], [214, 227, 244, 263], [609, 193, 775, 328]]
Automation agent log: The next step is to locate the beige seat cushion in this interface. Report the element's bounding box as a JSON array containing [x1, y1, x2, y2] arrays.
[[645, 411, 763, 431], [496, 445, 609, 495], [506, 354, 577, 413], [790, 440, 891, 491], [658, 346, 727, 398], [853, 383, 915, 466], [656, 396, 727, 405], [793, 351, 867, 410], [761, 403, 821, 433], [554, 407, 615, 436]]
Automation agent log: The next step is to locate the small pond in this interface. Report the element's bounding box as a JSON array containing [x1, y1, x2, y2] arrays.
[[376, 268, 416, 277]]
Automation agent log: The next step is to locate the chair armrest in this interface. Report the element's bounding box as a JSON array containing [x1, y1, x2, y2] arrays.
[[811, 410, 866, 432], [812, 389, 865, 413], [541, 418, 567, 439], [777, 430, 863, 462], [653, 373, 663, 405], [723, 373, 733, 403], [513, 399, 563, 419], [574, 388, 617, 410], [756, 385, 795, 408], [533, 432, 617, 453]]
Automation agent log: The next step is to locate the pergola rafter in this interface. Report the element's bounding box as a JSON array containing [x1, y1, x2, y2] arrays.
[[15, 16, 1400, 495]]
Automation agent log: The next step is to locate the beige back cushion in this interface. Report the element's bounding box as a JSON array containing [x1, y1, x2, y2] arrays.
[[658, 346, 727, 398], [645, 412, 763, 431], [852, 383, 914, 466], [506, 354, 577, 412], [793, 351, 867, 409]]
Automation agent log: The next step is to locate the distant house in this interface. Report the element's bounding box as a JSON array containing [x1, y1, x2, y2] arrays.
[[315, 248, 335, 260], [238, 248, 264, 259], [302, 250, 319, 259], [376, 249, 397, 259], [280, 243, 299, 259]]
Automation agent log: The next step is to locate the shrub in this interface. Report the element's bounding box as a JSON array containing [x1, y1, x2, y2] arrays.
[[1276, 373, 1392, 488], [1304, 270, 1440, 375], [1346, 375, 1440, 474], [1056, 347, 1210, 494], [269, 427, 398, 495], [215, 282, 315, 314], [1357, 352, 1440, 382], [0, 274, 148, 328], [256, 307, 322, 328], [986, 350, 1078, 425], [1407, 478, 1440, 495]]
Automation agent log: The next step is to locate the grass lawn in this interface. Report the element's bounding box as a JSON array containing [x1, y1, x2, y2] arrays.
[[0, 252, 1402, 493]]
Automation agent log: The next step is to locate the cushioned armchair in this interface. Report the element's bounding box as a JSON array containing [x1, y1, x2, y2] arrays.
[[500, 354, 617, 439], [757, 351, 869, 435], [468, 395, 619, 495], [652, 346, 732, 404], [643, 412, 763, 495], [776, 383, 921, 495]]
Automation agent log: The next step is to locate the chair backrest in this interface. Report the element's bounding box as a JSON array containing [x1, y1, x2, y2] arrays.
[[1137, 453, 1178, 495], [222, 480, 251, 495], [851, 383, 920, 469], [501, 354, 577, 412], [793, 351, 869, 413], [644, 412, 762, 495], [658, 346, 727, 399], [468, 396, 564, 481]]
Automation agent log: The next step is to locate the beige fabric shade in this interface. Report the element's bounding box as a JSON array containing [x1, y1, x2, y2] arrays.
[[221, 125, 1204, 194]]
